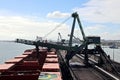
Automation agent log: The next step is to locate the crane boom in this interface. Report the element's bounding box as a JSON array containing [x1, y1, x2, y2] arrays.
[[16, 12, 119, 75]]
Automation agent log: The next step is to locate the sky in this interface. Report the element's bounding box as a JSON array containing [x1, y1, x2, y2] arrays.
[[0, 0, 120, 40]]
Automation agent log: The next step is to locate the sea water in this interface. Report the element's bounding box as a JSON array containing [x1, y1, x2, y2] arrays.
[[0, 41, 120, 64], [103, 46, 120, 62], [0, 41, 34, 64]]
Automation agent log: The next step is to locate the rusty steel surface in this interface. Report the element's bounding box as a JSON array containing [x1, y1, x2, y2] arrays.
[[59, 50, 118, 80], [72, 67, 109, 80]]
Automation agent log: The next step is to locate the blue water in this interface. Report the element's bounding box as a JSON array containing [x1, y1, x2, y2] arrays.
[[0, 42, 120, 64], [103, 46, 120, 62], [0, 41, 34, 64]]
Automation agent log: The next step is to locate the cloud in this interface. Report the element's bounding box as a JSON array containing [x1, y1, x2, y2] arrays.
[[100, 32, 120, 40], [47, 11, 70, 18], [0, 15, 70, 40], [73, 0, 120, 24], [83, 24, 120, 40], [0, 15, 119, 40], [83, 24, 106, 36], [71, 0, 120, 40], [85, 25, 105, 31], [0, 0, 120, 40]]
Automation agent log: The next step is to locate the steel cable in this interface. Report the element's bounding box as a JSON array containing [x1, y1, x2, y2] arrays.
[[43, 17, 71, 38]]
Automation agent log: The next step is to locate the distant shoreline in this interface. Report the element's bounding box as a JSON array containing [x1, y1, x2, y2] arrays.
[[0, 40, 15, 42]]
